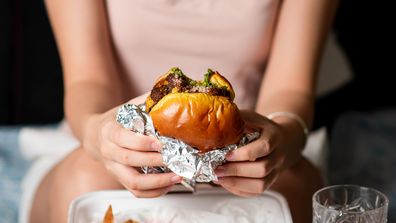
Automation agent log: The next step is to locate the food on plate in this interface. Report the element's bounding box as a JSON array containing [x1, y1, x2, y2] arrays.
[[146, 67, 244, 153], [102, 205, 114, 223], [102, 205, 139, 223]]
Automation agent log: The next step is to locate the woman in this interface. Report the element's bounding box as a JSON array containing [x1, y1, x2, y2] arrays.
[[29, 0, 338, 222]]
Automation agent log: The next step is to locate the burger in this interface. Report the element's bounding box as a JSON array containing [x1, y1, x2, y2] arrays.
[[146, 67, 244, 153]]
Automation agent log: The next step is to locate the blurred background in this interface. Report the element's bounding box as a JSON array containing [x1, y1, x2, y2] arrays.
[[0, 0, 63, 125], [0, 0, 395, 222], [0, 0, 394, 126]]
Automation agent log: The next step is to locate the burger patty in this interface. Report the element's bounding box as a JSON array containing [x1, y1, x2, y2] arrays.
[[150, 73, 231, 106]]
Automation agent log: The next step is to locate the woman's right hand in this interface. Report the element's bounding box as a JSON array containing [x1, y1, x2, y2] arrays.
[[81, 94, 183, 198]]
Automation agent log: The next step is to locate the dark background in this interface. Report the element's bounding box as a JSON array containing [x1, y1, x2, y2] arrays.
[[0, 0, 394, 128], [0, 0, 63, 125], [314, 0, 395, 130]]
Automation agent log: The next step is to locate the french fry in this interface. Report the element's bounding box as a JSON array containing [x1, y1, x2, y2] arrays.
[[123, 220, 139, 223], [102, 205, 114, 223], [102, 205, 139, 223]]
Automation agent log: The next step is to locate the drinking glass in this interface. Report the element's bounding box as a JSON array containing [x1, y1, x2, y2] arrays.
[[313, 185, 388, 223]]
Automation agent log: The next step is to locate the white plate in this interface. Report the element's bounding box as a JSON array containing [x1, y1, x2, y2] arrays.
[[68, 187, 292, 223]]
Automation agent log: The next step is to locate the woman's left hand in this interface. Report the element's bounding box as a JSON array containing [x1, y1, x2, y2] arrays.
[[214, 110, 302, 197]]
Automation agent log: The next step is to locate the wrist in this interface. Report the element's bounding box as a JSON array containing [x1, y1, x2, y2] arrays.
[[267, 112, 309, 152], [80, 113, 101, 159], [272, 116, 307, 169], [267, 112, 309, 147]]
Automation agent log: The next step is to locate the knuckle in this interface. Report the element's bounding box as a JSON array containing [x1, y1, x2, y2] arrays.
[[227, 178, 237, 188], [246, 149, 257, 161], [121, 153, 130, 165], [258, 163, 267, 178], [111, 128, 122, 144], [157, 176, 171, 187], [227, 165, 235, 176], [231, 165, 243, 176], [258, 180, 266, 193], [230, 165, 240, 177], [132, 190, 143, 198], [136, 133, 149, 145], [128, 181, 140, 191], [132, 133, 152, 151], [102, 121, 114, 137], [147, 154, 162, 167], [260, 139, 271, 153]]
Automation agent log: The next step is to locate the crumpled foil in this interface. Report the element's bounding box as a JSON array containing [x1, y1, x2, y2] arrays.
[[116, 103, 260, 191]]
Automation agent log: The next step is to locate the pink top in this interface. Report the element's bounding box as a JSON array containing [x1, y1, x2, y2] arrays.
[[106, 0, 280, 110]]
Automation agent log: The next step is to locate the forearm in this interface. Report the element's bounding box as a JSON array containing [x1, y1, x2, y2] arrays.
[[65, 79, 124, 141], [256, 90, 314, 127], [45, 0, 128, 140], [253, 0, 338, 159]]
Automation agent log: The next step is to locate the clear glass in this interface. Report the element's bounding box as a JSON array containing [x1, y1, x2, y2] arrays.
[[313, 185, 388, 223]]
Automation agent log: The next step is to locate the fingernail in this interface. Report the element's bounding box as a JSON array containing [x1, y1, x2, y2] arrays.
[[213, 178, 224, 184], [215, 166, 226, 177], [165, 186, 174, 194], [151, 141, 162, 151], [171, 175, 182, 183], [226, 152, 235, 161]]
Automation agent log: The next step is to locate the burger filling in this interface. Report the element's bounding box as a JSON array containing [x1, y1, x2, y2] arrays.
[[149, 68, 231, 109]]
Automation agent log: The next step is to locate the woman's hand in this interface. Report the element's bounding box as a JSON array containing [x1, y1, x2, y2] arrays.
[[82, 94, 182, 198], [214, 110, 304, 197]]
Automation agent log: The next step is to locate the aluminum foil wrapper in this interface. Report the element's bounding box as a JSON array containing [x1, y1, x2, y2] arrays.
[[116, 103, 260, 191]]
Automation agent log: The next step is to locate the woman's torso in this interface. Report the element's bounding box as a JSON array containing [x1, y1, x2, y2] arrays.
[[106, 0, 280, 109]]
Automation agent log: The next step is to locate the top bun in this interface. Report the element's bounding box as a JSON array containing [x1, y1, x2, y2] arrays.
[[146, 68, 244, 153]]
